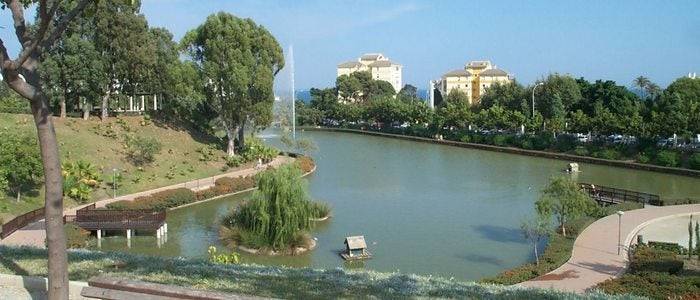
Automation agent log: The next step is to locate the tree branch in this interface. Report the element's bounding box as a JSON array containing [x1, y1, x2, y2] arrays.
[[12, 0, 57, 68], [40, 0, 92, 50], [4, 0, 30, 46]]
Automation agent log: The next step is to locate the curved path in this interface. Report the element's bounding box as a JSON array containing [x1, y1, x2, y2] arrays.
[[519, 204, 700, 293], [0, 155, 294, 248]]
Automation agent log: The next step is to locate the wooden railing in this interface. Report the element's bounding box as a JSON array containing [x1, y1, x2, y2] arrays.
[[74, 206, 166, 230], [579, 183, 661, 206], [1, 207, 45, 239]]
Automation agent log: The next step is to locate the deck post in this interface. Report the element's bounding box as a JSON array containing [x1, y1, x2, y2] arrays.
[[97, 229, 102, 240], [156, 227, 161, 239], [164, 223, 168, 234], [127, 229, 132, 240]]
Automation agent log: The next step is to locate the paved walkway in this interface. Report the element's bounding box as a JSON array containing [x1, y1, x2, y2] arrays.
[[519, 204, 700, 293], [0, 156, 293, 248]]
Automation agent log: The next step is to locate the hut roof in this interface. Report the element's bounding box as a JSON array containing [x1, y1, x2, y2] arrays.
[[344, 236, 367, 250]]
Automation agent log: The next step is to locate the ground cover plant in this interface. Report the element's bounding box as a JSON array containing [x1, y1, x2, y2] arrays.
[[0, 246, 641, 299]]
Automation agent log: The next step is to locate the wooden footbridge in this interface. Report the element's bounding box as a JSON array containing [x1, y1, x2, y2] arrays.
[[579, 183, 661, 206], [64, 204, 167, 244]]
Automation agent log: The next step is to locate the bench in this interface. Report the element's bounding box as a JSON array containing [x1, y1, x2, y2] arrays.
[[81, 276, 268, 300]]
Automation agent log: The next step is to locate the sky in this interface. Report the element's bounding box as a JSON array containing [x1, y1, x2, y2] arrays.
[[2, 0, 699, 91]]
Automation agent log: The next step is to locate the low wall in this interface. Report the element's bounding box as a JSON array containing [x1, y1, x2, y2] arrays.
[[303, 127, 700, 178]]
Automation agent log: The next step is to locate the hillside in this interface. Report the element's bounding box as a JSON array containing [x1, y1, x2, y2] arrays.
[[0, 113, 240, 222]]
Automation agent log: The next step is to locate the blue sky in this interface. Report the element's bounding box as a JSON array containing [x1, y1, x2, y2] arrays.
[[2, 1, 699, 90]]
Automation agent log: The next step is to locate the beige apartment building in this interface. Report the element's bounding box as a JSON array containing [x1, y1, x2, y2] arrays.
[[337, 53, 403, 92], [437, 60, 512, 106]]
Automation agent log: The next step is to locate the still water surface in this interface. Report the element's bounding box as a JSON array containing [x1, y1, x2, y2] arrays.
[[93, 131, 700, 280]]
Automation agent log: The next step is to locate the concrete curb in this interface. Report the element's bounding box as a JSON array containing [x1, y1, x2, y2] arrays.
[[0, 273, 88, 299]]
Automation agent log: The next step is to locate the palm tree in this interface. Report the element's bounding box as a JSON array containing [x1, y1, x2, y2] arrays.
[[645, 82, 661, 99], [633, 76, 651, 99]]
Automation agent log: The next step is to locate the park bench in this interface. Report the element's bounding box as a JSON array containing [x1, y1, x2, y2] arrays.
[[81, 276, 268, 300]]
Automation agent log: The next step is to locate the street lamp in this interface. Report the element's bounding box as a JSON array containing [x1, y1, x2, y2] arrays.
[[112, 168, 118, 199], [531, 82, 544, 118], [617, 211, 625, 255]]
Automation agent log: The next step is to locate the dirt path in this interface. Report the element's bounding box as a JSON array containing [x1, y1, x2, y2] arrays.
[[0, 155, 293, 248], [519, 204, 700, 293]]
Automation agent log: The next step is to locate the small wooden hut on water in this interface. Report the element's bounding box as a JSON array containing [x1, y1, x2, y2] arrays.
[[341, 236, 372, 260]]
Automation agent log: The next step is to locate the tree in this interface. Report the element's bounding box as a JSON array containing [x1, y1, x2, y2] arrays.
[[397, 84, 419, 102], [445, 88, 470, 106], [182, 12, 284, 156], [0, 131, 43, 201], [535, 177, 594, 236], [0, 1, 92, 298], [689, 216, 694, 259], [536, 74, 582, 121], [480, 81, 527, 112], [520, 216, 550, 265], [633, 76, 651, 99]]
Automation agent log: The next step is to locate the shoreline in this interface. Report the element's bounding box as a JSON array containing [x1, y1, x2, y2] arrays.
[[301, 126, 700, 178]]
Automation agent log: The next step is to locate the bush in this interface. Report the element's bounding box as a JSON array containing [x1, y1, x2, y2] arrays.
[[213, 176, 256, 195], [647, 241, 685, 255], [654, 150, 680, 167], [689, 153, 700, 170], [492, 135, 509, 147], [125, 135, 162, 165], [592, 148, 621, 160], [636, 152, 650, 164], [572, 146, 589, 156], [106, 188, 195, 210], [296, 156, 315, 174], [554, 135, 577, 152], [629, 245, 684, 274], [65, 223, 92, 248], [309, 202, 331, 219]]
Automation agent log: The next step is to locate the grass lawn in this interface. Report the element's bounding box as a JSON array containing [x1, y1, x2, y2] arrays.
[[0, 246, 641, 299], [0, 113, 247, 222]]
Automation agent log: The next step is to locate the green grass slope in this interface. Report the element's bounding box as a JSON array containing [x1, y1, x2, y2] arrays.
[[0, 113, 240, 222]]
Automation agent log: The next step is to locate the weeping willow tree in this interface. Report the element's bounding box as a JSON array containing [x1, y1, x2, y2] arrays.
[[226, 164, 327, 250]]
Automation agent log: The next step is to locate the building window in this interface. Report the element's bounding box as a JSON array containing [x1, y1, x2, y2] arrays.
[[395, 67, 399, 71]]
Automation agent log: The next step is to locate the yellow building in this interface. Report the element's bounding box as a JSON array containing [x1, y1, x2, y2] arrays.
[[337, 53, 403, 92], [438, 60, 512, 105]]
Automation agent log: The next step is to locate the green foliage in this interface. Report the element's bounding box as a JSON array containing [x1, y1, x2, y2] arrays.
[[689, 153, 700, 170], [654, 150, 680, 167], [599, 245, 696, 299], [62, 161, 101, 203], [65, 223, 93, 249], [125, 135, 163, 165], [0, 84, 29, 114], [223, 164, 328, 250], [0, 130, 43, 200], [182, 12, 283, 154], [0, 245, 629, 299], [535, 177, 595, 236], [207, 246, 240, 264]]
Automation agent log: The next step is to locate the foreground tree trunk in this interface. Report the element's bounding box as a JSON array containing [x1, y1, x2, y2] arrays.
[[238, 121, 246, 150], [59, 98, 66, 118], [0, 2, 93, 299]]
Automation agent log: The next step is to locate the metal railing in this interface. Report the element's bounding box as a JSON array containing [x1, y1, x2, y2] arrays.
[[1, 207, 45, 239], [579, 183, 661, 206]]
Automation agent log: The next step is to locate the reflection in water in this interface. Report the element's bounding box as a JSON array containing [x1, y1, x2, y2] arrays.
[[90, 130, 700, 281]]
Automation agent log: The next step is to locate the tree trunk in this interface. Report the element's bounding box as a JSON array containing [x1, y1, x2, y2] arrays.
[[59, 98, 66, 118], [83, 105, 90, 120], [223, 124, 238, 157], [534, 243, 539, 265], [100, 91, 111, 121], [16, 189, 20, 202], [238, 121, 246, 150], [29, 90, 69, 300]]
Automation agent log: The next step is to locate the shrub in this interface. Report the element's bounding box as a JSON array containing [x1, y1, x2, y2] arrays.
[[636, 152, 650, 164], [225, 155, 246, 168], [296, 156, 315, 174], [213, 176, 256, 195], [689, 153, 700, 170], [647, 241, 685, 255], [629, 245, 684, 274], [592, 148, 621, 160], [492, 135, 509, 147], [222, 164, 328, 250], [309, 202, 331, 219], [554, 135, 577, 152], [106, 188, 195, 210], [125, 135, 162, 165], [65, 223, 92, 248], [654, 150, 680, 167], [572, 146, 589, 156]]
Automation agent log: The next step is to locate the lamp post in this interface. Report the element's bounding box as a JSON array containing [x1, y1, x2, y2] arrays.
[[617, 211, 625, 255], [112, 168, 118, 199], [531, 82, 544, 118]]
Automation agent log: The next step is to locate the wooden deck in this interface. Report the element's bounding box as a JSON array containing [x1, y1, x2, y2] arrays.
[[66, 204, 166, 231], [340, 251, 372, 261], [579, 183, 661, 206]]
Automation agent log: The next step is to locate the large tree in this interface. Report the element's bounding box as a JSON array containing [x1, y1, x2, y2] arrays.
[[0, 1, 92, 298], [182, 12, 284, 156], [535, 177, 594, 236]]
